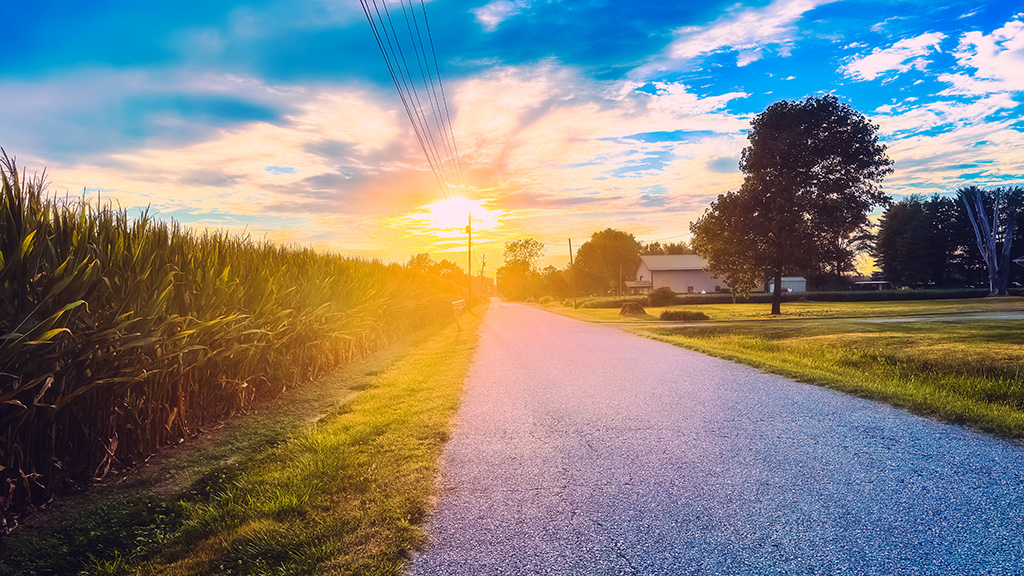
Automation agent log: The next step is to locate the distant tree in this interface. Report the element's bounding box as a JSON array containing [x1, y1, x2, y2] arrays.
[[496, 238, 545, 300], [640, 241, 694, 255], [540, 265, 572, 299], [958, 186, 1023, 295], [690, 95, 893, 314], [874, 197, 938, 286], [572, 229, 641, 294], [407, 252, 439, 274], [435, 259, 464, 283]]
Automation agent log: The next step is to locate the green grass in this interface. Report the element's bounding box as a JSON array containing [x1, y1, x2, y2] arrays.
[[547, 296, 1024, 323], [637, 312, 1024, 438], [0, 306, 485, 576], [543, 297, 1024, 437]]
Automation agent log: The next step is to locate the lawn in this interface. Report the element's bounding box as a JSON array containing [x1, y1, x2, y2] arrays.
[[545, 297, 1024, 438], [0, 306, 486, 576], [546, 296, 1024, 323]]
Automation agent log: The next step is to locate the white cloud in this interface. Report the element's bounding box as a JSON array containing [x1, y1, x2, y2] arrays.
[[940, 15, 1024, 95], [472, 0, 531, 32], [870, 16, 908, 33], [872, 93, 1018, 135], [842, 32, 946, 81], [660, 0, 836, 67], [15, 63, 757, 262]]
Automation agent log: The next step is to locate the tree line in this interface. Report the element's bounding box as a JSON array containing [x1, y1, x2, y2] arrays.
[[495, 231, 693, 302], [875, 189, 1023, 290]]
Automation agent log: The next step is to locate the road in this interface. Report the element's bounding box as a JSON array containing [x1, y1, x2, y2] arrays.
[[407, 301, 1024, 576]]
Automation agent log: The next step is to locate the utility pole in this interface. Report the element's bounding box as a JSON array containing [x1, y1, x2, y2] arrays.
[[568, 238, 576, 309], [467, 212, 472, 306]]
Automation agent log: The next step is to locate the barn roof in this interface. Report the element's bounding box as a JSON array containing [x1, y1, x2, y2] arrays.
[[638, 255, 708, 270]]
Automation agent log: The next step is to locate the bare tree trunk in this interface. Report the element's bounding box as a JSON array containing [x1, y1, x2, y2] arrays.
[[960, 187, 1002, 296]]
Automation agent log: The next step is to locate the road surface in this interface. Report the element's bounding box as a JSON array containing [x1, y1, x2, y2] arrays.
[[407, 301, 1024, 575]]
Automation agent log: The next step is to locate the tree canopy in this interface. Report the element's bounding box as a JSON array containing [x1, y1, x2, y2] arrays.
[[640, 241, 694, 255], [572, 228, 640, 295], [496, 238, 545, 300], [691, 95, 892, 314]]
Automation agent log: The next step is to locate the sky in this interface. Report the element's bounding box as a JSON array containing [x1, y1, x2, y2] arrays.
[[4, 0, 1023, 272]]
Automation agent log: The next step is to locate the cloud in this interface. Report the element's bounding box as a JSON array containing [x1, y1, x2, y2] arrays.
[[472, 0, 532, 32], [938, 14, 1024, 95], [871, 93, 1024, 196], [870, 16, 908, 34], [842, 32, 947, 81], [656, 0, 835, 69], [17, 62, 757, 263]]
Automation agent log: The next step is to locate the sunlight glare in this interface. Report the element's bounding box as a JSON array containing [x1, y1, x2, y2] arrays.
[[417, 197, 500, 231]]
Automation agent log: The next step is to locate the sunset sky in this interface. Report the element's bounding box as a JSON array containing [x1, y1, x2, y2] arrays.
[[4, 0, 1023, 272]]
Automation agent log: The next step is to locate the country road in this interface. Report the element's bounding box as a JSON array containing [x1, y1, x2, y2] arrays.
[[407, 301, 1024, 576]]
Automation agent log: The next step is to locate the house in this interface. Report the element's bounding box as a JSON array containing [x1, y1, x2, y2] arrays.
[[768, 277, 807, 293], [625, 255, 728, 295]]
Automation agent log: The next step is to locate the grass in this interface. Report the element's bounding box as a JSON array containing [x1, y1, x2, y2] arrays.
[[546, 296, 1024, 323], [544, 297, 1024, 438], [0, 306, 486, 576]]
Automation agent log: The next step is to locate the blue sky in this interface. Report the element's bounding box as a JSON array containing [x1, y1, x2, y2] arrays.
[[4, 0, 1022, 269]]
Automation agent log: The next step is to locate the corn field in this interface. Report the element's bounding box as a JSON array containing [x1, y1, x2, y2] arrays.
[[0, 152, 458, 524]]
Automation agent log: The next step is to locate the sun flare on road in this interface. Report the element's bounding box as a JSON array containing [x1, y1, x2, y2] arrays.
[[418, 197, 500, 231]]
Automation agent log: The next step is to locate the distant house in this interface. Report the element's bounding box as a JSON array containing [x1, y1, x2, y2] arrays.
[[768, 277, 807, 293], [625, 255, 728, 295]]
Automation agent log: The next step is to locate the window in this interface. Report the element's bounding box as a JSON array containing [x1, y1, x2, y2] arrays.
[[714, 285, 721, 292], [687, 286, 694, 293]]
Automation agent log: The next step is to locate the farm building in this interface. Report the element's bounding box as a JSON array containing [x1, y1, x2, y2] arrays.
[[625, 255, 728, 295], [768, 277, 807, 293]]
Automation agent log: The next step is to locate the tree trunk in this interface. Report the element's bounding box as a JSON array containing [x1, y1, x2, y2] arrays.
[[996, 210, 1017, 295], [771, 273, 783, 315]]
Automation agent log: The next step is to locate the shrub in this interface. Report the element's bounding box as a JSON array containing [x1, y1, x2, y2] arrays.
[[660, 309, 710, 321], [648, 287, 676, 307], [538, 296, 554, 305]]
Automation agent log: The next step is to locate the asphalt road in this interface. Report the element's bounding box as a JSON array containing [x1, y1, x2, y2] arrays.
[[407, 301, 1024, 576]]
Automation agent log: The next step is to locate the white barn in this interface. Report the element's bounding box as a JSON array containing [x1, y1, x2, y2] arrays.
[[625, 255, 728, 294]]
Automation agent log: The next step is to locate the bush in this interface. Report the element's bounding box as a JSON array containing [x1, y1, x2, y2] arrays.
[[538, 295, 554, 305], [660, 309, 710, 321], [648, 287, 676, 307]]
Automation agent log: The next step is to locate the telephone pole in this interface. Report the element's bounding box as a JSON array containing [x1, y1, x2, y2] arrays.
[[467, 212, 472, 305], [568, 238, 576, 309]]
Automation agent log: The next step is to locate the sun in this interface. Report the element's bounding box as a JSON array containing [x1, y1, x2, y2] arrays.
[[418, 197, 499, 231]]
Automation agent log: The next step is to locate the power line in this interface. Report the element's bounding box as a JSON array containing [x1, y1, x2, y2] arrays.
[[419, 0, 466, 187], [402, 0, 459, 188], [360, 0, 466, 199], [376, 0, 455, 195], [361, 0, 447, 196]]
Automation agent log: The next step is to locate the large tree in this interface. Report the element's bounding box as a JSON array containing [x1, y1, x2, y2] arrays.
[[496, 238, 545, 300], [572, 229, 641, 295], [691, 95, 893, 314], [640, 240, 694, 255]]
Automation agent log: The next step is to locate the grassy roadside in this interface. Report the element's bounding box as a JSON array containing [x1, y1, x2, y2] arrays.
[[545, 297, 1024, 323], [543, 298, 1024, 438], [639, 314, 1024, 438], [0, 306, 486, 576]]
